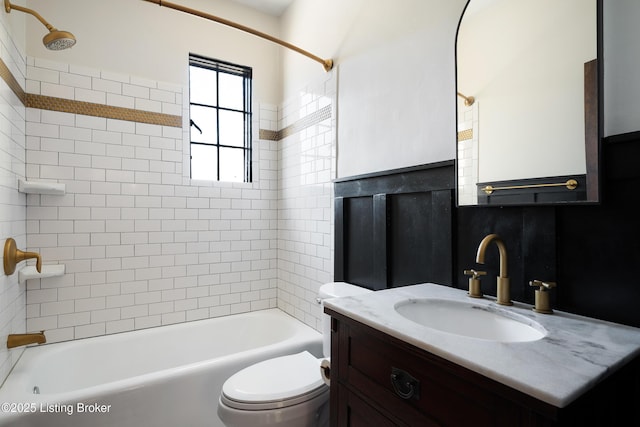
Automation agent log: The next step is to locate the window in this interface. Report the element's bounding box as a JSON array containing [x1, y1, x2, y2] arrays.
[[189, 54, 252, 182]]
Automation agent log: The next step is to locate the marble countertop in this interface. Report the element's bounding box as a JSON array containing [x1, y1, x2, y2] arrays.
[[323, 283, 640, 408]]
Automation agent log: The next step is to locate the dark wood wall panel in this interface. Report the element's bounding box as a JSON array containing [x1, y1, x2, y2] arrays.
[[554, 132, 640, 326], [334, 131, 640, 327], [343, 197, 376, 288], [390, 192, 434, 287], [389, 190, 453, 287], [455, 206, 556, 304], [334, 162, 455, 290]]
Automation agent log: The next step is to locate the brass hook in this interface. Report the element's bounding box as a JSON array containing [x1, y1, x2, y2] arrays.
[[3, 238, 41, 275]]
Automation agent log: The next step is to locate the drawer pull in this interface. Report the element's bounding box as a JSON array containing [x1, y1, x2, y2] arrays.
[[391, 367, 420, 400]]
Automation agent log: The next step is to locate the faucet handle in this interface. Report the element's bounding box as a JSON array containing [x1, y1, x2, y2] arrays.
[[529, 280, 556, 291], [464, 269, 487, 279], [464, 269, 486, 298], [529, 280, 556, 314]]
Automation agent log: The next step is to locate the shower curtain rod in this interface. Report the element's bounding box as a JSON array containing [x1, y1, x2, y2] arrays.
[[457, 92, 475, 106], [141, 0, 333, 71]]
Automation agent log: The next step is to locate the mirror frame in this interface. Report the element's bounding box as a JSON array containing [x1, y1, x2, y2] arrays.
[[454, 0, 603, 207]]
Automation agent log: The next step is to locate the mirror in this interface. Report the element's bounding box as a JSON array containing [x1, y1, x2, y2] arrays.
[[456, 0, 602, 206]]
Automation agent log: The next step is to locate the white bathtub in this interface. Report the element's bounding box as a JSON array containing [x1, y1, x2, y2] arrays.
[[0, 309, 322, 427]]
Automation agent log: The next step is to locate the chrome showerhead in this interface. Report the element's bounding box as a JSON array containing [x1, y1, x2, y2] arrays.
[[43, 29, 76, 50]]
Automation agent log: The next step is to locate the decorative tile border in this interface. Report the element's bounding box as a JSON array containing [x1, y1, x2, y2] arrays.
[[0, 56, 27, 104], [259, 104, 332, 141], [457, 128, 473, 141], [258, 129, 279, 141], [1, 57, 182, 127], [4, 56, 330, 139], [25, 93, 182, 127]]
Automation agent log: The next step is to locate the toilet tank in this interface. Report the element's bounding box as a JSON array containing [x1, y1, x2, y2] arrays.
[[318, 282, 372, 357]]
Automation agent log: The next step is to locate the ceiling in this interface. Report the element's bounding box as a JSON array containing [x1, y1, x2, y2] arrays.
[[228, 0, 295, 16]]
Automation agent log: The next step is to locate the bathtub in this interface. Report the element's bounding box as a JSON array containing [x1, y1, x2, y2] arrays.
[[0, 309, 322, 427]]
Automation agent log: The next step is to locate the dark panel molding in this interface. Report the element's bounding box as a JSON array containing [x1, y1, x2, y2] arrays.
[[334, 131, 640, 327], [372, 194, 389, 289], [334, 163, 455, 290], [334, 161, 454, 198], [554, 131, 640, 326]]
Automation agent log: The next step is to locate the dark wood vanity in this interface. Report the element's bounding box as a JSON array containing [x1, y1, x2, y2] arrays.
[[327, 308, 640, 427]]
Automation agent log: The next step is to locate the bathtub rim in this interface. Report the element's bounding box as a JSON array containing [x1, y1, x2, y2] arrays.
[[0, 309, 322, 407]]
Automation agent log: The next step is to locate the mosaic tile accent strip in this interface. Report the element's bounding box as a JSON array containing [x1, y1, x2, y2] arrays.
[[1, 57, 181, 127], [458, 128, 473, 141], [5, 54, 329, 136], [281, 104, 331, 140], [0, 57, 26, 104], [259, 129, 279, 141], [259, 104, 332, 141], [25, 94, 182, 127]]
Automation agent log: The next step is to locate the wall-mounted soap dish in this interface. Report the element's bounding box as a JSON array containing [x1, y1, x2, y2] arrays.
[[19, 265, 65, 284], [18, 180, 66, 195]]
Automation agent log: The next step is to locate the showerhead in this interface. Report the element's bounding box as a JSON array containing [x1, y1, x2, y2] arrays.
[[43, 29, 76, 50], [5, 0, 76, 51]]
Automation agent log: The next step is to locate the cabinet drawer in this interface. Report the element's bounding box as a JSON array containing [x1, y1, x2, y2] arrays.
[[344, 324, 518, 426], [336, 384, 404, 427]]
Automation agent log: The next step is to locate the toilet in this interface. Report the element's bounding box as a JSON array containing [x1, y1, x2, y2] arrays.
[[217, 282, 372, 427]]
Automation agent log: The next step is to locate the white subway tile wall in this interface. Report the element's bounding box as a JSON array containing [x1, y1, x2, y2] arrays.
[[22, 58, 336, 342], [0, 24, 28, 382], [277, 73, 337, 331], [457, 102, 479, 205]]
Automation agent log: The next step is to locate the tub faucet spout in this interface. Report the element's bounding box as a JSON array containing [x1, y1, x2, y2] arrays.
[[7, 331, 46, 349], [475, 234, 512, 306]]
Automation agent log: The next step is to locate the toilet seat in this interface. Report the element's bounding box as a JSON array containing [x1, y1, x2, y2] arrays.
[[221, 351, 327, 411]]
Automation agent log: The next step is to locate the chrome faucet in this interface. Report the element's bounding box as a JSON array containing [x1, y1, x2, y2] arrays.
[[7, 331, 46, 349], [475, 234, 512, 306]]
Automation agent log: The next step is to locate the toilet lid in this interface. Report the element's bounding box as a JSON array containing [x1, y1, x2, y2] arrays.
[[221, 351, 325, 406]]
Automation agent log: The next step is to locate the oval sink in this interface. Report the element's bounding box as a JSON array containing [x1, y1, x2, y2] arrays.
[[394, 298, 546, 342]]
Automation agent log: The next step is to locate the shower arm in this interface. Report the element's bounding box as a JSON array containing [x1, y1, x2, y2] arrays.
[[141, 0, 333, 72], [4, 0, 55, 32]]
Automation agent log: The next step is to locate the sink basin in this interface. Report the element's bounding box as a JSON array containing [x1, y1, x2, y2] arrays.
[[394, 298, 546, 342]]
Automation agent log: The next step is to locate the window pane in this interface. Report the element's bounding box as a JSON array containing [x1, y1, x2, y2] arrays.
[[219, 147, 245, 182], [190, 66, 217, 106], [191, 144, 218, 180], [189, 54, 252, 183], [219, 73, 244, 110], [190, 105, 217, 144], [219, 110, 244, 147]]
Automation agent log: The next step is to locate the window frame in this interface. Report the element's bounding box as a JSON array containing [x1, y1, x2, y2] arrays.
[[188, 53, 253, 182]]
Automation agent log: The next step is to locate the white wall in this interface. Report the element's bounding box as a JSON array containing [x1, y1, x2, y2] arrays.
[[281, 0, 467, 178], [0, 9, 27, 384], [280, 0, 640, 180], [22, 0, 283, 104]]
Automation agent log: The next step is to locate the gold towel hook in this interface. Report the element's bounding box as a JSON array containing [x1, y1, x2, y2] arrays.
[[3, 238, 41, 275]]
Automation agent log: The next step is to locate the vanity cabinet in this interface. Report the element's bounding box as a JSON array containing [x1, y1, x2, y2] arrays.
[[326, 309, 640, 427]]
